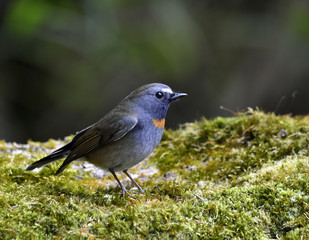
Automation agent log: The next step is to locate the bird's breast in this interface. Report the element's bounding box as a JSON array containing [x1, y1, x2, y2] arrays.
[[85, 117, 164, 171]]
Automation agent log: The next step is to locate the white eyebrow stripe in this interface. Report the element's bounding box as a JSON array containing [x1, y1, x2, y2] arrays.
[[161, 88, 173, 94]]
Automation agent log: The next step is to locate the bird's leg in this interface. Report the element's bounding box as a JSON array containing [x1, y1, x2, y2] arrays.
[[109, 168, 140, 201], [123, 169, 145, 193]]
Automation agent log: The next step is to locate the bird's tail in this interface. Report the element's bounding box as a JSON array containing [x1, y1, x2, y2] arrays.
[[26, 126, 91, 173], [25, 143, 72, 171]]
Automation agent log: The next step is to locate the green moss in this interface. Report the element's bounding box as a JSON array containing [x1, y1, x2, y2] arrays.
[[152, 109, 309, 182], [0, 110, 308, 239]]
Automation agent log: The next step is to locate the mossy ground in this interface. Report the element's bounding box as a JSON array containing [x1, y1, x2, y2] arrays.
[[0, 109, 308, 239]]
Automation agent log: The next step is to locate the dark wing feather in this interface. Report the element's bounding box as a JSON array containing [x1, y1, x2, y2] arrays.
[[55, 115, 138, 174], [25, 127, 90, 171]]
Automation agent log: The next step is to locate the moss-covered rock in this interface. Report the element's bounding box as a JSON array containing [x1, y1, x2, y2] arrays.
[[0, 109, 308, 239]]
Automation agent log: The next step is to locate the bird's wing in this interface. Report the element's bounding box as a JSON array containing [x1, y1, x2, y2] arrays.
[[69, 115, 138, 161], [55, 115, 138, 174]]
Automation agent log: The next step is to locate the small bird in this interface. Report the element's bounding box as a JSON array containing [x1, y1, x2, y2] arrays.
[[25, 83, 187, 199]]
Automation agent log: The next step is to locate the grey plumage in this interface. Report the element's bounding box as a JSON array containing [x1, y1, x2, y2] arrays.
[[25, 83, 187, 199]]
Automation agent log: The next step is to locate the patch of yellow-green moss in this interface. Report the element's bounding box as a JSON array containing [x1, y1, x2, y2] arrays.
[[0, 109, 308, 239]]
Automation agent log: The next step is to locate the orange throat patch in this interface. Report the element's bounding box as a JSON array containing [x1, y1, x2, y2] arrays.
[[152, 118, 165, 129]]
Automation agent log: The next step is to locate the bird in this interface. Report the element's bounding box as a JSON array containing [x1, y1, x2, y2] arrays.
[[25, 83, 187, 199]]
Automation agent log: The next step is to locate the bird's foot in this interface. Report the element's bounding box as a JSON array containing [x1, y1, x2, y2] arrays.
[[121, 187, 140, 201]]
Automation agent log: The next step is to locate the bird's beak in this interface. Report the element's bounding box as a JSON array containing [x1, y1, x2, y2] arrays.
[[170, 92, 188, 102]]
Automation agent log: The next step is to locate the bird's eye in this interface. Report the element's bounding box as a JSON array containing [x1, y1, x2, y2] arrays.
[[155, 91, 164, 99]]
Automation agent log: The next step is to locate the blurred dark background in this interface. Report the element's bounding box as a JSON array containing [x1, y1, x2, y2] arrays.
[[1, 0, 309, 143]]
